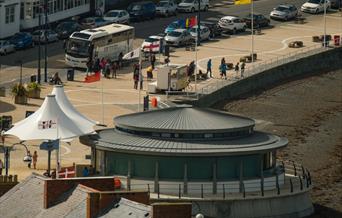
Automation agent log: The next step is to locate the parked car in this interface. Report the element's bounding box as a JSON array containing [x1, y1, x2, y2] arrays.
[[218, 16, 247, 34], [201, 21, 223, 38], [0, 40, 15, 55], [270, 4, 298, 21], [165, 29, 193, 46], [156, 0, 177, 16], [55, 21, 82, 39], [80, 17, 111, 29], [164, 21, 185, 34], [330, 0, 341, 9], [141, 35, 164, 52], [301, 0, 331, 14], [9, 32, 34, 49], [103, 10, 130, 24], [243, 13, 270, 28], [177, 0, 209, 13], [32, 29, 58, 43], [189, 25, 211, 41], [127, 1, 156, 21]]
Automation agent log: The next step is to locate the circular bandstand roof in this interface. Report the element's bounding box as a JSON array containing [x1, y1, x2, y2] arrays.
[[80, 106, 288, 156]]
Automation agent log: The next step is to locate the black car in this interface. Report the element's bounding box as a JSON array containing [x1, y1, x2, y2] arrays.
[[127, 1, 156, 21], [330, 0, 341, 9], [243, 13, 270, 29], [55, 21, 82, 39], [201, 21, 223, 38]]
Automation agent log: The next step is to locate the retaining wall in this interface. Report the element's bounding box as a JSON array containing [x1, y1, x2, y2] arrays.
[[192, 47, 342, 107]]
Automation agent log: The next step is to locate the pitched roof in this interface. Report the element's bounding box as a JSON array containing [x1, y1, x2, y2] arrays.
[[99, 198, 151, 218], [0, 174, 88, 218]]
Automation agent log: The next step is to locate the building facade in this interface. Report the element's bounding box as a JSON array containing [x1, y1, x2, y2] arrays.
[[0, 0, 21, 38]]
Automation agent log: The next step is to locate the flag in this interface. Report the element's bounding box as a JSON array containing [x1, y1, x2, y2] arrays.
[[186, 18, 190, 28], [189, 17, 197, 27], [123, 47, 140, 60], [179, 19, 186, 28], [235, 0, 251, 5]]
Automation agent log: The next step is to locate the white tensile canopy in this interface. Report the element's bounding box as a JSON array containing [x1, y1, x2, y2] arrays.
[[51, 85, 97, 130], [5, 95, 93, 141]]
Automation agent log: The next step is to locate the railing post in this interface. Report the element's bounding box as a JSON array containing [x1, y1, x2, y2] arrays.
[[223, 184, 225, 199], [299, 176, 303, 190], [290, 178, 293, 193], [261, 179, 264, 197], [301, 165, 305, 177], [281, 161, 285, 174], [201, 184, 204, 198], [147, 184, 150, 194], [307, 170, 312, 185], [293, 161, 297, 176], [179, 184, 181, 199], [242, 183, 246, 198], [276, 174, 280, 195], [158, 183, 160, 199]]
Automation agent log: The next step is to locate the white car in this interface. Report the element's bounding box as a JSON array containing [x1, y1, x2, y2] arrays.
[[165, 29, 193, 46], [32, 29, 58, 43], [301, 0, 331, 14], [177, 0, 209, 13], [0, 40, 15, 55], [218, 16, 247, 34], [189, 25, 211, 41], [156, 1, 177, 17], [141, 35, 164, 53], [103, 10, 130, 24]]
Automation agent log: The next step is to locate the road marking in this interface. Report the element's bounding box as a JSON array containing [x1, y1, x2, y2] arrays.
[[61, 144, 71, 156]]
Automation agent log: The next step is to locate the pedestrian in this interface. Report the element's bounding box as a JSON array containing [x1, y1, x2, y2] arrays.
[[100, 58, 106, 71], [105, 59, 111, 78], [86, 58, 93, 75], [118, 52, 123, 69], [219, 62, 227, 80], [93, 57, 100, 73], [111, 61, 117, 78], [207, 59, 213, 78], [82, 167, 89, 177], [150, 53, 156, 69], [33, 151, 38, 169], [187, 61, 195, 77], [133, 64, 139, 89], [234, 62, 240, 78], [164, 56, 170, 65], [240, 62, 245, 78], [27, 151, 32, 168], [139, 71, 144, 90], [146, 66, 153, 80], [0, 159, 3, 175]]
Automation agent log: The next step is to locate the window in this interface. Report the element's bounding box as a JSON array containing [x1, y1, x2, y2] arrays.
[[20, 3, 24, 20], [5, 5, 16, 24]]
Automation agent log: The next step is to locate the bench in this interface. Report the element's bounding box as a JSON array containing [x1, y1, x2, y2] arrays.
[[288, 41, 304, 48]]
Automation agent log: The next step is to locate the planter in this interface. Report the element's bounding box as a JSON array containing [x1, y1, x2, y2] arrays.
[[14, 95, 28, 104], [28, 89, 41, 99]]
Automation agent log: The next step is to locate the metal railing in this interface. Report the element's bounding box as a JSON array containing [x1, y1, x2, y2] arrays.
[[123, 161, 312, 200]]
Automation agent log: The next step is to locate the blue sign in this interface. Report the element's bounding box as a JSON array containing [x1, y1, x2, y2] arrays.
[[40, 140, 59, 151]]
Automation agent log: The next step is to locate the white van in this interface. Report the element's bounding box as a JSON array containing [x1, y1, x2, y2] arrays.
[[218, 16, 247, 34], [177, 0, 209, 13]]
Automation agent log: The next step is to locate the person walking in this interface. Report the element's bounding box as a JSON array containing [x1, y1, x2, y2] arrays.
[[207, 59, 213, 78], [117, 52, 123, 69], [33, 151, 38, 169], [234, 62, 240, 79], [27, 151, 32, 168], [219, 62, 227, 80], [111, 61, 117, 78], [240, 62, 245, 78], [86, 58, 93, 75], [133, 64, 139, 89], [139, 71, 144, 90], [150, 53, 156, 69], [0, 159, 3, 175], [104, 59, 111, 78]]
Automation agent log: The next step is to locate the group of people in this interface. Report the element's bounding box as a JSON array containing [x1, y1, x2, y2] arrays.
[[206, 58, 246, 80], [87, 52, 124, 79]]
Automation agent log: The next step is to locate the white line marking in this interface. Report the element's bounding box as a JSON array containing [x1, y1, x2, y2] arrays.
[[61, 144, 71, 156]]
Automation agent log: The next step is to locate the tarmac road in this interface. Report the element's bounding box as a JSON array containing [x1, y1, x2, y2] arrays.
[[0, 0, 310, 69]]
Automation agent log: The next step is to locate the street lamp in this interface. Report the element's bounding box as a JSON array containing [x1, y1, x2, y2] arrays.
[[0, 142, 31, 176], [44, 0, 48, 82]]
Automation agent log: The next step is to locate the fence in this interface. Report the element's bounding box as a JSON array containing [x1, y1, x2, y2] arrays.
[[121, 160, 312, 200]]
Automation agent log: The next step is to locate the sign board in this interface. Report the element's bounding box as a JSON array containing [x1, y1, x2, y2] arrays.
[[38, 120, 57, 129], [40, 140, 59, 151]]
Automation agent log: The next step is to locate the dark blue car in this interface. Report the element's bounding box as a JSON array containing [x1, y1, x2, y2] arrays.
[[9, 32, 34, 49], [128, 1, 156, 21]]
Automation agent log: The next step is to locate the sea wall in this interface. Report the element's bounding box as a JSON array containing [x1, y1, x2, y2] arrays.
[[192, 47, 342, 107]]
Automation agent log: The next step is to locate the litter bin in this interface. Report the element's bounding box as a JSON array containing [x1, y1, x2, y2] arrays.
[[67, 69, 74, 81], [334, 35, 340, 46], [30, 75, 37, 83]]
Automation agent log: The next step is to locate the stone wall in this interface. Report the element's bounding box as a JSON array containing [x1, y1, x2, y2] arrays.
[[192, 47, 342, 107]]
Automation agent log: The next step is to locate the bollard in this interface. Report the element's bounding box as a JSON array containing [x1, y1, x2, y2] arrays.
[[179, 184, 181, 199], [223, 184, 225, 199], [201, 184, 204, 198], [8, 175, 12, 182], [290, 179, 293, 193]]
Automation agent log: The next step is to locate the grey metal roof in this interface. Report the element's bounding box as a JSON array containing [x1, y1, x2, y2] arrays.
[[99, 198, 151, 218], [82, 129, 288, 156], [114, 106, 255, 133]]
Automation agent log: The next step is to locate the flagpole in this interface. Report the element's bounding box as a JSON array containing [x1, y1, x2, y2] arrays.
[[138, 49, 142, 112], [56, 117, 60, 179], [100, 48, 104, 125], [195, 16, 198, 96], [251, 0, 254, 63], [323, 0, 327, 48]]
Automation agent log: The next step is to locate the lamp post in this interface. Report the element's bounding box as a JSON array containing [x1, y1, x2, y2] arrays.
[[0, 142, 31, 176], [37, 12, 42, 84], [44, 0, 48, 82]]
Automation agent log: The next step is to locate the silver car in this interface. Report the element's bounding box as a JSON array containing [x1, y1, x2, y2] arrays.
[[270, 4, 298, 21], [164, 29, 193, 46], [32, 30, 58, 43], [0, 40, 15, 55]]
